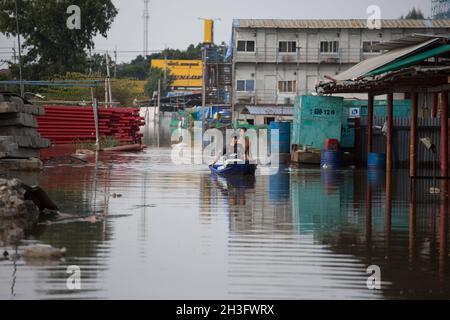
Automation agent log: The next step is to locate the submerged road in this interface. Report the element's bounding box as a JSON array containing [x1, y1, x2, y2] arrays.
[[0, 122, 449, 299]]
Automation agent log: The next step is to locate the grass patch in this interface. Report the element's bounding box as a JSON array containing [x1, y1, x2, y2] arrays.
[[74, 136, 122, 151]]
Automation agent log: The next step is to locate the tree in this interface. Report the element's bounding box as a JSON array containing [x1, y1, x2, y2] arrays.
[[117, 55, 151, 80], [0, 0, 118, 79], [116, 42, 228, 81], [144, 67, 175, 98], [400, 7, 425, 19]]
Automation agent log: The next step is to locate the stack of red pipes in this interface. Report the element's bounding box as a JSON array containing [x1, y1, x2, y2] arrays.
[[37, 106, 145, 145]]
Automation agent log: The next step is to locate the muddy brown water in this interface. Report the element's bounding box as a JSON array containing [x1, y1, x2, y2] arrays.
[[0, 122, 449, 299]]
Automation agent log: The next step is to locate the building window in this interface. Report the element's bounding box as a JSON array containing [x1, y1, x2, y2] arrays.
[[236, 80, 255, 92], [279, 41, 297, 53], [237, 40, 255, 52], [278, 80, 297, 93], [363, 41, 381, 53], [320, 41, 339, 53]]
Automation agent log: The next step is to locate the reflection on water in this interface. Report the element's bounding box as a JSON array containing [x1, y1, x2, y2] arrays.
[[0, 117, 449, 299]]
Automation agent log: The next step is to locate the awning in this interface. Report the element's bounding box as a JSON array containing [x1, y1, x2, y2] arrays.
[[332, 38, 441, 81], [241, 106, 294, 116], [367, 44, 450, 76]]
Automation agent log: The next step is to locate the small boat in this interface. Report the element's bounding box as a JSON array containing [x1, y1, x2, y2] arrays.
[[209, 163, 257, 176]]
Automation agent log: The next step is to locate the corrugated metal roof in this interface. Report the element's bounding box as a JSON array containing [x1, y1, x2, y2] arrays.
[[373, 34, 448, 50], [368, 44, 450, 76], [331, 38, 440, 81], [242, 106, 294, 116], [234, 19, 450, 29]]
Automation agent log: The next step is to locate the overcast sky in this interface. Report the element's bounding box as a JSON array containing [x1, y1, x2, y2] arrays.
[[0, 0, 434, 64]]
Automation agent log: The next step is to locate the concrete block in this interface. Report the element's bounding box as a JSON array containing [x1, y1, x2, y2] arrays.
[[0, 113, 38, 128], [0, 102, 45, 116], [22, 104, 45, 116], [0, 137, 19, 154], [0, 102, 18, 114], [0, 126, 39, 136], [11, 135, 51, 149], [0, 158, 43, 171], [7, 148, 40, 159]]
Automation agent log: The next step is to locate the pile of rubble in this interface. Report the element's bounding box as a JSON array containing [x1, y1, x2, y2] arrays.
[[0, 92, 50, 170], [0, 178, 39, 247]]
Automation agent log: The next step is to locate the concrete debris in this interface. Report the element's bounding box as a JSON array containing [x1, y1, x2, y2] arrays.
[[0, 93, 50, 169], [22, 244, 66, 259], [0, 178, 40, 246]]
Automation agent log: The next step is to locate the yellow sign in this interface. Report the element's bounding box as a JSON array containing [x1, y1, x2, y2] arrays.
[[151, 59, 203, 88], [204, 19, 214, 44]]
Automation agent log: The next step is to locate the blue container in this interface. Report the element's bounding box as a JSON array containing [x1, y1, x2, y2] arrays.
[[321, 150, 343, 170], [270, 122, 291, 154], [368, 153, 386, 170]]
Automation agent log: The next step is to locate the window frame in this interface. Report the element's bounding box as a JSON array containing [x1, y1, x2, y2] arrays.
[[320, 40, 340, 54], [362, 41, 381, 53], [237, 40, 256, 53], [279, 41, 297, 53], [236, 79, 255, 92], [278, 80, 297, 93]]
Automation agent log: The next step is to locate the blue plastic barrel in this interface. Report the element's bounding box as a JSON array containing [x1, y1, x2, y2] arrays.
[[368, 153, 386, 170], [321, 150, 343, 170], [270, 122, 291, 154]]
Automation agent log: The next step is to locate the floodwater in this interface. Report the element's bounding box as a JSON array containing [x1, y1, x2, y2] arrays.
[[0, 116, 449, 300]]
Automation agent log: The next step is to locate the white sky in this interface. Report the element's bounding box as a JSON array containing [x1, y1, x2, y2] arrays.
[[0, 0, 434, 64]]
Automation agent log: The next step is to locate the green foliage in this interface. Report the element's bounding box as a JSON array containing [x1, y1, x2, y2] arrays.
[[144, 67, 175, 98], [0, 0, 118, 79], [116, 43, 206, 81], [25, 72, 146, 107], [400, 7, 425, 19], [117, 55, 150, 80]]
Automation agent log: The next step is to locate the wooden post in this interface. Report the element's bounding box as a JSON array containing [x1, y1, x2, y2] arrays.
[[432, 92, 439, 118], [387, 93, 394, 172], [385, 170, 392, 257], [367, 93, 374, 154], [409, 180, 416, 262], [441, 91, 448, 178], [439, 180, 448, 285], [366, 184, 372, 244], [410, 92, 418, 178], [92, 98, 100, 151]]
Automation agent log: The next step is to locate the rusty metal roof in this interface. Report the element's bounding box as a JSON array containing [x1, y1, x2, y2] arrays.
[[234, 19, 450, 29]]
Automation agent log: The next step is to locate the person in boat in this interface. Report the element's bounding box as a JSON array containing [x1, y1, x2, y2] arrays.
[[210, 136, 241, 167], [237, 128, 250, 164]]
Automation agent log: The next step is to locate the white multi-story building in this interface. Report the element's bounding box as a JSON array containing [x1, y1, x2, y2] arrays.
[[231, 19, 450, 124]]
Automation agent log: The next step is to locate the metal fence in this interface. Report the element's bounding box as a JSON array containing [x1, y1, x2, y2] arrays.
[[358, 116, 442, 174]]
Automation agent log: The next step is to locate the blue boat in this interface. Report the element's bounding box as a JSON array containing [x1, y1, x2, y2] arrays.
[[209, 163, 257, 176]]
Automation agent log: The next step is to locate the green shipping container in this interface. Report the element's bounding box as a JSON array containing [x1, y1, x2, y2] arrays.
[[294, 95, 344, 150]]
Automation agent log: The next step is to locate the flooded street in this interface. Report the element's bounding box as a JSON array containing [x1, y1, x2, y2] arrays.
[[0, 119, 449, 300]]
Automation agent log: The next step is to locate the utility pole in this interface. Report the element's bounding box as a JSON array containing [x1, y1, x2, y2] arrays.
[[105, 51, 113, 108], [143, 0, 150, 56], [201, 46, 206, 134], [14, 0, 24, 98], [114, 46, 117, 78]]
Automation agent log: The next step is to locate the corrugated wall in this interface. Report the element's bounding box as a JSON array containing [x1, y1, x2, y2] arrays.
[[358, 116, 443, 175]]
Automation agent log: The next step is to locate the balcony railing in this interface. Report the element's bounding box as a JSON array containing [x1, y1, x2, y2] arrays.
[[234, 89, 296, 105], [234, 47, 378, 64]]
